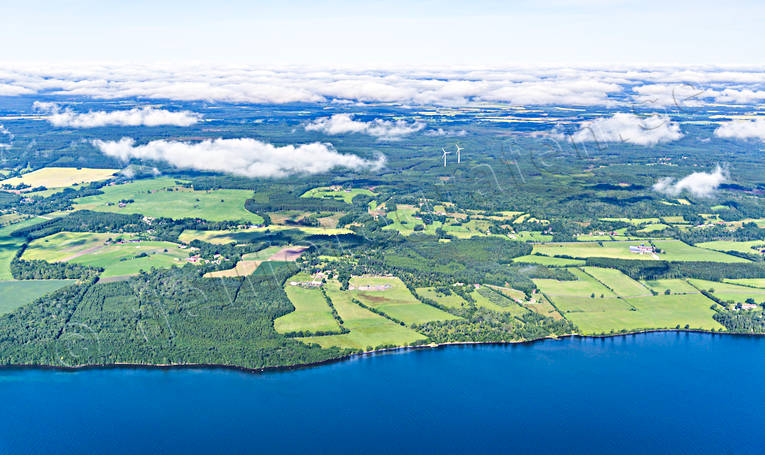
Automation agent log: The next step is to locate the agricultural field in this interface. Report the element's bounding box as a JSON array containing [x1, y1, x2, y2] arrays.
[[581, 267, 653, 297], [696, 240, 764, 255], [0, 167, 118, 188], [470, 286, 528, 315], [299, 280, 426, 350], [512, 231, 553, 242], [723, 278, 765, 288], [23, 231, 189, 278], [641, 279, 700, 295], [0, 279, 74, 314], [523, 298, 564, 320], [534, 268, 617, 299], [300, 186, 376, 204], [0, 217, 49, 280], [179, 226, 352, 244], [205, 246, 306, 278], [349, 276, 459, 325], [513, 255, 585, 266], [274, 273, 342, 335], [532, 240, 748, 263], [637, 223, 670, 233], [382, 205, 495, 238], [416, 286, 468, 309], [74, 177, 264, 223], [565, 294, 724, 334], [687, 279, 765, 305]]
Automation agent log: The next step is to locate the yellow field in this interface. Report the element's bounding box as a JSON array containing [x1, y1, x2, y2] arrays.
[[204, 260, 262, 278], [1, 167, 118, 188]]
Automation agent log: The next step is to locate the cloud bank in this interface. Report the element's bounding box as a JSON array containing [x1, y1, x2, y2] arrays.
[[92, 138, 385, 178], [1, 64, 765, 107], [0, 124, 13, 148], [713, 118, 765, 142], [33, 102, 201, 128], [653, 165, 728, 198], [424, 128, 467, 137], [565, 113, 683, 146], [305, 114, 424, 140]]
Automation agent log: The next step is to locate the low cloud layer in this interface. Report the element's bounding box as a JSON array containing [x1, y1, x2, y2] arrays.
[[92, 137, 384, 178], [1, 64, 765, 107], [0, 124, 13, 148], [424, 128, 467, 137], [34, 102, 201, 128], [653, 165, 728, 198], [713, 118, 765, 142], [305, 114, 424, 140], [565, 113, 683, 146]]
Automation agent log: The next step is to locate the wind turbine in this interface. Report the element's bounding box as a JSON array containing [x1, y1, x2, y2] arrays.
[[441, 147, 450, 167], [454, 143, 463, 163]]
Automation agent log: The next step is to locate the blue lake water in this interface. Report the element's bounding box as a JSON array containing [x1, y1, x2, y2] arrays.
[[1, 332, 764, 454]]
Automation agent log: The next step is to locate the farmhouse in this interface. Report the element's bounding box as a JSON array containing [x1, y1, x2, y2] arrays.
[[629, 244, 654, 255]]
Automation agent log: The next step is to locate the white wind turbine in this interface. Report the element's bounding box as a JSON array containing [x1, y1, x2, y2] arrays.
[[441, 147, 451, 167], [454, 143, 463, 163]]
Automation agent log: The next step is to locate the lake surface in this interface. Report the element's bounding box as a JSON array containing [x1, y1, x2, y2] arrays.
[[1, 332, 764, 454]]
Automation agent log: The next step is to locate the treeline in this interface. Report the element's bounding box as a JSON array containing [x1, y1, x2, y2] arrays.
[[713, 308, 765, 334], [245, 191, 349, 214], [679, 222, 765, 244], [585, 257, 765, 281], [11, 257, 101, 280], [11, 210, 258, 244], [414, 307, 574, 343]]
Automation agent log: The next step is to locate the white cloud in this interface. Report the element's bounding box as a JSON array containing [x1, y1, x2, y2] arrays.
[[653, 165, 728, 198], [92, 137, 385, 178], [1, 64, 765, 107], [305, 114, 424, 140], [713, 118, 765, 142], [564, 113, 683, 146], [33, 102, 202, 127], [424, 128, 467, 137], [0, 124, 12, 149]]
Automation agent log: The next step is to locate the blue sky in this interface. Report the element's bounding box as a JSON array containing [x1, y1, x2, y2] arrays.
[[1, 0, 763, 65]]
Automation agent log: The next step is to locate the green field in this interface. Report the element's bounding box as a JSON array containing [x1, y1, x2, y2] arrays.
[[508, 231, 551, 242], [23, 231, 189, 278], [637, 223, 670, 233], [534, 268, 616, 298], [382, 205, 495, 239], [301, 186, 376, 204], [274, 274, 342, 335], [696, 240, 764, 256], [513, 255, 585, 266], [687, 279, 765, 305], [535, 267, 724, 332], [532, 240, 748, 263], [418, 285, 530, 316], [581, 267, 652, 297], [299, 281, 426, 350], [0, 279, 74, 314], [417, 287, 468, 309], [350, 276, 459, 325], [0, 217, 50, 280], [565, 294, 724, 334], [723, 278, 765, 289], [641, 279, 699, 295], [73, 177, 264, 223], [472, 287, 528, 315]]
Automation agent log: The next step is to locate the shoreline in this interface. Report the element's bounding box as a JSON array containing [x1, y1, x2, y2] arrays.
[[1, 329, 763, 375]]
